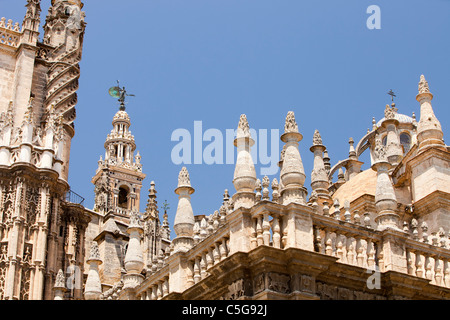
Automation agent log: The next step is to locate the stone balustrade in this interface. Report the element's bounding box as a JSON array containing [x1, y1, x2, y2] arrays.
[[312, 212, 381, 270], [0, 18, 21, 48]]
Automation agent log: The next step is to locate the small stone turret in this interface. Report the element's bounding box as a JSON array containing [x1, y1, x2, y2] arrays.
[[310, 130, 330, 202], [371, 135, 399, 231], [173, 167, 196, 252], [280, 111, 307, 205], [416, 75, 445, 152], [232, 114, 257, 209]]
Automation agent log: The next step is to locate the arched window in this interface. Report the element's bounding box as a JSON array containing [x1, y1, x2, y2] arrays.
[[118, 186, 129, 209], [400, 133, 411, 155]]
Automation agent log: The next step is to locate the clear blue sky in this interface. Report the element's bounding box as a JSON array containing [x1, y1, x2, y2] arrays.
[[2, 0, 450, 232]]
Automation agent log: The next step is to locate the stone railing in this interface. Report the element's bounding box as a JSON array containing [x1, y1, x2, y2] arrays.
[[249, 209, 285, 250], [136, 266, 170, 300], [186, 231, 230, 286], [404, 227, 450, 288], [0, 18, 21, 48], [134, 213, 230, 299], [312, 212, 381, 270]]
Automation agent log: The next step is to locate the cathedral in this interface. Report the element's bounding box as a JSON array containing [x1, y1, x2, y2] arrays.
[[0, 0, 449, 301]]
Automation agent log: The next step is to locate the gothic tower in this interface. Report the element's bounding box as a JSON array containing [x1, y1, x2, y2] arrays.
[[91, 103, 146, 220], [0, 0, 89, 300], [87, 97, 171, 291]]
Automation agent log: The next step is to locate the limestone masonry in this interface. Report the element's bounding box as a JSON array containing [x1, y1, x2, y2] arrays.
[[0, 1, 449, 300]]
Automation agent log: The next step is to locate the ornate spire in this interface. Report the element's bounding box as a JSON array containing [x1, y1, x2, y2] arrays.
[[23, 97, 34, 125], [237, 114, 251, 139], [310, 129, 330, 201], [284, 111, 299, 133], [418, 75, 430, 94], [173, 167, 195, 252], [371, 134, 399, 231], [312, 130, 322, 146], [177, 166, 192, 188], [144, 181, 158, 218], [280, 111, 306, 205], [415, 74, 445, 152], [233, 114, 257, 209], [23, 0, 41, 36]]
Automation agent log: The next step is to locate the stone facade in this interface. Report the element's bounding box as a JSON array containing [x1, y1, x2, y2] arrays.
[[1, 1, 449, 301]]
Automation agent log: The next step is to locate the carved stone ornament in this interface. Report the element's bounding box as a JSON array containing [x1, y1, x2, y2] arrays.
[[384, 104, 398, 120], [284, 111, 299, 133], [373, 136, 387, 162], [54, 269, 65, 289], [313, 129, 323, 145], [267, 272, 290, 294], [177, 167, 191, 188], [88, 241, 101, 261], [418, 74, 430, 94]]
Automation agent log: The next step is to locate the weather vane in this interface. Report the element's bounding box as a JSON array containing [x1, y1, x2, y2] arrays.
[[108, 80, 135, 111], [387, 89, 396, 102]]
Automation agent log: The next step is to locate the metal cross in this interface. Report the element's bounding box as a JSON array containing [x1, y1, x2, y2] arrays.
[[387, 89, 396, 102], [162, 200, 170, 214]]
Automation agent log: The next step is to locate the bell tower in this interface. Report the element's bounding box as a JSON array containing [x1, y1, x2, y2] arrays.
[[91, 87, 146, 222]]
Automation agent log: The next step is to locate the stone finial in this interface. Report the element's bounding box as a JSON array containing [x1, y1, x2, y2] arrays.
[[313, 130, 322, 146], [284, 111, 299, 133], [348, 137, 356, 158], [271, 178, 280, 202], [88, 241, 101, 262], [6, 101, 14, 127], [177, 166, 191, 188], [145, 181, 158, 218], [262, 176, 270, 201], [255, 179, 262, 202], [415, 74, 445, 152], [280, 111, 306, 205], [174, 167, 195, 240], [310, 130, 330, 199], [418, 74, 430, 94], [222, 189, 230, 205], [233, 114, 257, 209], [237, 114, 251, 139], [384, 103, 398, 120], [128, 211, 142, 230], [23, 97, 34, 125], [372, 135, 387, 163], [54, 269, 65, 289], [135, 151, 141, 164], [54, 269, 66, 300]]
